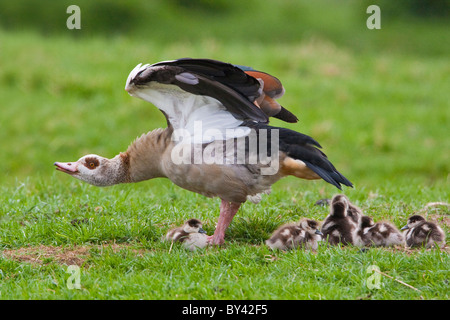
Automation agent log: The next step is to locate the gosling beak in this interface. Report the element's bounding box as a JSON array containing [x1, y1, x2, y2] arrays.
[[199, 227, 207, 234], [315, 229, 323, 236], [54, 161, 79, 175], [401, 225, 409, 231]]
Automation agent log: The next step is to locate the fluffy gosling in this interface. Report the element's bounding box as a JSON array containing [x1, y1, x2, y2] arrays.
[[266, 218, 322, 251], [321, 194, 362, 245], [356, 215, 404, 247], [401, 215, 446, 249], [165, 218, 209, 251]]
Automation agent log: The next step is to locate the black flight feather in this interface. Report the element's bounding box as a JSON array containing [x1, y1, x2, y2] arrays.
[[244, 122, 353, 189]]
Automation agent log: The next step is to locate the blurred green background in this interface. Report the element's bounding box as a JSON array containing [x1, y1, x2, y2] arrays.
[[0, 1, 449, 300], [0, 0, 449, 191], [1, 0, 449, 54]]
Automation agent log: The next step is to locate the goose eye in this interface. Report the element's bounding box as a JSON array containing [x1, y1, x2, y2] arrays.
[[84, 157, 100, 170]]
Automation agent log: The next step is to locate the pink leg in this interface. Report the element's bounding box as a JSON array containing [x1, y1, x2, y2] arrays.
[[207, 199, 241, 245]]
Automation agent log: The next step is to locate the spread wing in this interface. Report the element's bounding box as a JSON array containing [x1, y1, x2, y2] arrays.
[[125, 58, 298, 143]]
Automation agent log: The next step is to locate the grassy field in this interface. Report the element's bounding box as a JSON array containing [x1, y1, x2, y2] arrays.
[[0, 1, 449, 300]]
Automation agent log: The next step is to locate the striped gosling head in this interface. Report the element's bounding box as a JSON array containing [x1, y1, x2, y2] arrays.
[[300, 219, 323, 236], [183, 218, 207, 234], [330, 194, 362, 224], [401, 215, 426, 230], [359, 215, 375, 229], [330, 194, 349, 218]]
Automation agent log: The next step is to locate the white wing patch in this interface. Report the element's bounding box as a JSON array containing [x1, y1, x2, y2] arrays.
[[126, 64, 251, 143], [125, 63, 149, 90]]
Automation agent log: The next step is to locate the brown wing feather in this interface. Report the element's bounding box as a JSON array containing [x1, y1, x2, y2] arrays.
[[244, 71, 284, 98], [244, 70, 298, 123]]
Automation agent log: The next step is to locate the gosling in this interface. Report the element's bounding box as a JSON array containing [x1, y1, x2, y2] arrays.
[[401, 215, 446, 249], [356, 215, 404, 247], [166, 218, 209, 251], [266, 218, 323, 251], [321, 194, 362, 245]]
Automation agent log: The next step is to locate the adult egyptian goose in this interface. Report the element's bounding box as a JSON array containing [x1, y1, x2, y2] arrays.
[[54, 58, 352, 245], [321, 194, 362, 246], [356, 215, 404, 247], [165, 218, 208, 251], [266, 218, 322, 251], [401, 215, 446, 249]]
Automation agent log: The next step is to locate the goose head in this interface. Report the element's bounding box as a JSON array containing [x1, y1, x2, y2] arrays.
[[183, 218, 207, 234], [54, 154, 127, 187], [401, 215, 425, 230]]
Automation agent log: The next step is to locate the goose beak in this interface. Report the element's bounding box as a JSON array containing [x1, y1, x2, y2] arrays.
[[199, 227, 207, 234], [401, 225, 409, 231], [315, 229, 323, 236], [54, 161, 79, 175]]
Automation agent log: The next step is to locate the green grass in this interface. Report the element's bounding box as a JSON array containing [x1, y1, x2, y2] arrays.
[[0, 180, 448, 300], [0, 1, 449, 300], [0, 179, 448, 299]]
